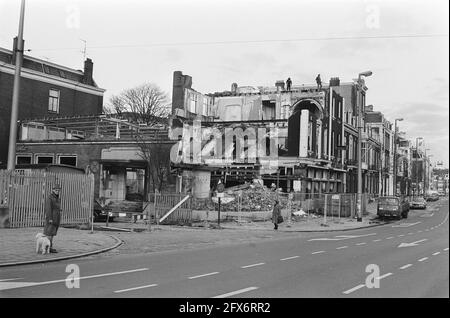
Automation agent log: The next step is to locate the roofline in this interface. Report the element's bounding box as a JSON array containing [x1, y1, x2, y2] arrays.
[[0, 47, 85, 75]]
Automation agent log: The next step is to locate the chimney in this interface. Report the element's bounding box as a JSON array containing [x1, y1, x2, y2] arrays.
[[172, 71, 193, 114], [83, 58, 94, 86], [231, 83, 238, 94], [275, 80, 285, 91], [329, 77, 340, 87]]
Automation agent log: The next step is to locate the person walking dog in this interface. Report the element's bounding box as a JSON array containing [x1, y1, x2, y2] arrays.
[[44, 183, 62, 253], [272, 200, 282, 230]]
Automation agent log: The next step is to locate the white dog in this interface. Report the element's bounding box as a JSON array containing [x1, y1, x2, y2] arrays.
[[35, 233, 51, 255]]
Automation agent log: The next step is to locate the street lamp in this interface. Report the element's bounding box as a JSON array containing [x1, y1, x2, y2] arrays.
[[424, 149, 431, 195], [414, 137, 423, 198], [394, 118, 403, 196], [356, 71, 372, 222]]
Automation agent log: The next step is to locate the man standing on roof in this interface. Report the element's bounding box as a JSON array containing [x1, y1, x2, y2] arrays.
[[286, 77, 292, 91], [316, 74, 322, 90]]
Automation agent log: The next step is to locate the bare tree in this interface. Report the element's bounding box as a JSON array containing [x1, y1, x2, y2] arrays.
[[108, 83, 170, 125]]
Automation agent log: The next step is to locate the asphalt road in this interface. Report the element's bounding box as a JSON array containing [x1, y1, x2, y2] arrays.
[[0, 198, 448, 298]]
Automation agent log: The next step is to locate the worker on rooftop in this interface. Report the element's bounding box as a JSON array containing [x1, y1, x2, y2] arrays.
[[316, 74, 322, 90], [286, 77, 292, 92]]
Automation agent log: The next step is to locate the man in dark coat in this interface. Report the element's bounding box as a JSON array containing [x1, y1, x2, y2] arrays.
[[286, 77, 292, 91], [272, 200, 281, 230], [316, 74, 322, 90], [44, 184, 62, 253]]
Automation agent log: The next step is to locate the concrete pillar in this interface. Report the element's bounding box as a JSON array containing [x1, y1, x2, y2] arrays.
[[299, 109, 309, 157]]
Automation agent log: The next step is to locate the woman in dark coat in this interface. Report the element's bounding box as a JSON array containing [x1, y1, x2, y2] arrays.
[[43, 184, 62, 253], [272, 200, 281, 230]]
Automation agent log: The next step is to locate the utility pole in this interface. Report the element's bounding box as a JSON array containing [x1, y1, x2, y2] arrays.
[[394, 118, 403, 196], [415, 137, 423, 198], [356, 71, 372, 222], [7, 0, 26, 171]]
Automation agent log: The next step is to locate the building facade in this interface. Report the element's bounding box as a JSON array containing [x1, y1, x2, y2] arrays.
[[0, 41, 105, 165]]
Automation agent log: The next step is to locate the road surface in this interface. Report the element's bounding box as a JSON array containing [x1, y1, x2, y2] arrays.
[[1, 198, 448, 298]]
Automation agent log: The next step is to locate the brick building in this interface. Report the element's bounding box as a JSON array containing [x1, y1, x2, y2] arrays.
[[0, 41, 105, 165]]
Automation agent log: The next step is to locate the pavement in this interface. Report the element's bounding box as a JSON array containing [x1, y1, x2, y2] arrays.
[[0, 227, 121, 267], [0, 202, 384, 266]]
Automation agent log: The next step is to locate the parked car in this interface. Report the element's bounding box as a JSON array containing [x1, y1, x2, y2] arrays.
[[410, 197, 427, 209], [425, 192, 439, 202], [377, 196, 410, 220]]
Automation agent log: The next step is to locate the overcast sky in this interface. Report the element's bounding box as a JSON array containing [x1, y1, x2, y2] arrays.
[[0, 0, 448, 167]]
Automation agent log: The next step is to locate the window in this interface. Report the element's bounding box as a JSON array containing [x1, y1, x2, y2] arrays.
[[36, 155, 53, 164], [58, 155, 77, 166], [48, 89, 60, 113], [16, 155, 32, 165]]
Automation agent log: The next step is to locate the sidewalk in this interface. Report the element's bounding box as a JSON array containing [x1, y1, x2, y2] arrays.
[[0, 227, 121, 267]]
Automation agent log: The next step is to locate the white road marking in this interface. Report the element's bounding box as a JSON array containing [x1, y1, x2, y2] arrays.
[[212, 287, 259, 298], [0, 268, 149, 291], [311, 251, 325, 254], [386, 237, 394, 239], [398, 235, 405, 237], [114, 284, 158, 293], [343, 284, 365, 295], [241, 263, 265, 269], [444, 248, 449, 251], [356, 242, 367, 246], [373, 239, 382, 242], [392, 222, 421, 228], [336, 246, 348, 249], [188, 272, 220, 279], [432, 252, 441, 256], [0, 278, 22, 282], [400, 264, 413, 270], [376, 273, 393, 280], [309, 233, 376, 241], [418, 257, 429, 262], [280, 256, 299, 261], [398, 239, 428, 248]]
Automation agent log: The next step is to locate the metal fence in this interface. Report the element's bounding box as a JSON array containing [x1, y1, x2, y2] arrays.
[[0, 170, 94, 228], [189, 189, 370, 220]]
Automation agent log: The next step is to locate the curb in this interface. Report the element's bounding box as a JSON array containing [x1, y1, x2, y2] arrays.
[[0, 235, 123, 268], [220, 220, 389, 233]]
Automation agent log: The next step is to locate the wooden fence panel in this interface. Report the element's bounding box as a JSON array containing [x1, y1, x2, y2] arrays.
[[154, 193, 192, 225]]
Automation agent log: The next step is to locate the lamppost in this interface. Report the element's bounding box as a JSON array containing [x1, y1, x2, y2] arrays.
[[424, 150, 431, 195], [394, 118, 403, 196], [7, 0, 26, 170], [414, 137, 423, 198], [356, 71, 372, 222]]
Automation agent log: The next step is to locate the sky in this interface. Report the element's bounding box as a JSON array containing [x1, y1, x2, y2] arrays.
[[0, 0, 448, 167]]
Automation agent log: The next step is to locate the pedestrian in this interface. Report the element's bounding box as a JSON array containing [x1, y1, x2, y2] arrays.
[[286, 77, 292, 91], [43, 183, 62, 253], [316, 74, 322, 90], [272, 200, 282, 230]]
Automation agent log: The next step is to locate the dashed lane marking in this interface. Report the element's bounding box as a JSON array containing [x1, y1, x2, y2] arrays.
[[343, 284, 365, 295], [418, 257, 429, 262], [386, 237, 394, 240], [376, 273, 393, 280], [400, 264, 413, 270], [280, 256, 299, 261], [212, 287, 259, 298], [336, 246, 348, 250], [188, 272, 220, 280], [373, 239, 382, 242], [432, 252, 441, 256], [241, 263, 265, 269], [356, 243, 367, 246], [311, 251, 325, 254], [114, 284, 158, 293]]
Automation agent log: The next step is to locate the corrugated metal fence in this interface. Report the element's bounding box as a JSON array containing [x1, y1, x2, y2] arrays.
[[0, 170, 94, 228]]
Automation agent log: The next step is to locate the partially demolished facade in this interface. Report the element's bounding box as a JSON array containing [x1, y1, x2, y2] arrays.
[[170, 71, 382, 199]]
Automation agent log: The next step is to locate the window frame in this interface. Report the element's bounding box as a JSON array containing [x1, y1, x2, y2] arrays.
[[48, 88, 60, 113]]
